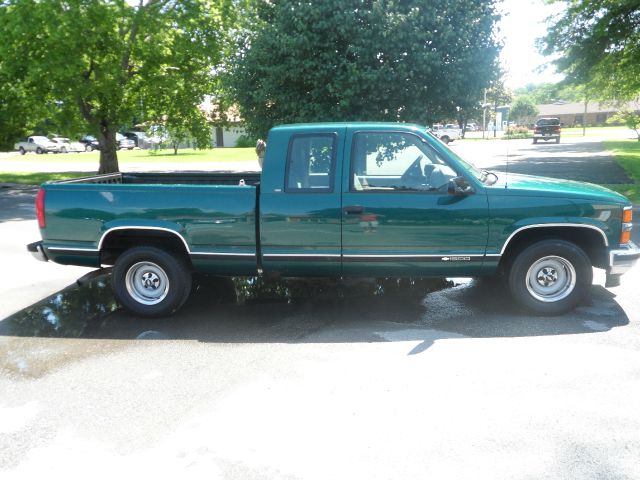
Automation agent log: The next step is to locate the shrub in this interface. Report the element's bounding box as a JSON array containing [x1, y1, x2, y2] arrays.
[[235, 134, 259, 148], [504, 126, 532, 139]]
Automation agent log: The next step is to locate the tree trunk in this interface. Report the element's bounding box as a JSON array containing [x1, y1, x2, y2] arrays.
[[173, 142, 178, 155], [97, 125, 120, 174]]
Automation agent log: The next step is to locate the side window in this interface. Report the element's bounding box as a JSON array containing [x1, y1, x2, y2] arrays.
[[285, 134, 336, 192], [351, 132, 457, 192]]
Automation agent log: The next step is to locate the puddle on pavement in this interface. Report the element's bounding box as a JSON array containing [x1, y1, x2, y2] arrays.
[[0, 273, 454, 339]]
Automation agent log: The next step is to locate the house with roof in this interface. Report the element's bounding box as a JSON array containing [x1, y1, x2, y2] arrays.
[[536, 101, 640, 127]]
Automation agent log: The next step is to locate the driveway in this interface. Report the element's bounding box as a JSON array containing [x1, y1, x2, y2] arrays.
[[450, 136, 632, 184], [1, 137, 639, 480]]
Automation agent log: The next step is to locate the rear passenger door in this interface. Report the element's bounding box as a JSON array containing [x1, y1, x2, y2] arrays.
[[259, 128, 344, 276]]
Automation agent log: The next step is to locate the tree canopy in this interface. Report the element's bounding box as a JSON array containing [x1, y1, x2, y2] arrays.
[[540, 0, 640, 100], [0, 0, 232, 172], [225, 0, 502, 138], [509, 96, 539, 125]]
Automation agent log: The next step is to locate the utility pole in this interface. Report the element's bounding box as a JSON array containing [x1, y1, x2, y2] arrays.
[[583, 99, 588, 136], [482, 89, 487, 140]]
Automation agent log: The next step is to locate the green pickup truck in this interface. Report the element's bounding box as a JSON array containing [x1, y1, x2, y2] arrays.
[[28, 122, 639, 317]]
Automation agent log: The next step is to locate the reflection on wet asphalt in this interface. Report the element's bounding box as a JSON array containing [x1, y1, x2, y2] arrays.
[[0, 275, 452, 340], [0, 273, 628, 344]]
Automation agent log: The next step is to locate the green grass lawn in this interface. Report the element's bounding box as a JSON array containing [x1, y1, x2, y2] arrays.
[[604, 139, 640, 203], [2, 147, 255, 164], [0, 147, 257, 184]]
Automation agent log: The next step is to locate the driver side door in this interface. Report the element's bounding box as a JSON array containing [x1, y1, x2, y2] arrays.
[[341, 129, 489, 276]]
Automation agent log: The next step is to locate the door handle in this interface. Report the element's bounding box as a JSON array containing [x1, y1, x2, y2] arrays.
[[343, 205, 364, 215]]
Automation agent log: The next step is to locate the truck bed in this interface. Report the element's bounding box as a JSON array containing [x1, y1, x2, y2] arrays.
[[41, 171, 261, 275], [56, 171, 262, 186]]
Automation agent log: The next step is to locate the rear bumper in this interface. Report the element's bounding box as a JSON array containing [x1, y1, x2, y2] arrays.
[[608, 241, 640, 276], [27, 241, 48, 262]]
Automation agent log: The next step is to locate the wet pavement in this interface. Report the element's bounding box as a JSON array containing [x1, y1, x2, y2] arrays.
[[2, 136, 640, 479]]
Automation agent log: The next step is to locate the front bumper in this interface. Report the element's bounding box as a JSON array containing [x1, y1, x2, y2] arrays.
[[608, 241, 640, 276], [27, 241, 48, 262]]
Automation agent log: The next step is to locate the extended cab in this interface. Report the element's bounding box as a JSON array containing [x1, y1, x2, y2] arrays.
[[28, 123, 639, 317]]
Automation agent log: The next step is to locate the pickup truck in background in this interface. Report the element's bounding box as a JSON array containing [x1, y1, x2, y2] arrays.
[[533, 117, 561, 144], [28, 122, 639, 317], [15, 136, 61, 155], [431, 124, 462, 144]]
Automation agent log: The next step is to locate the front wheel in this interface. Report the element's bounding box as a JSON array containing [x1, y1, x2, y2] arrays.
[[86, 144, 93, 152], [36, 147, 43, 154], [112, 246, 192, 317], [440, 135, 450, 144], [507, 239, 592, 315], [19, 147, 25, 155]]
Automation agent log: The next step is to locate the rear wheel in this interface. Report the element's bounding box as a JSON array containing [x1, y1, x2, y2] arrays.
[[60, 146, 67, 153], [19, 147, 25, 155], [112, 246, 192, 317], [507, 239, 592, 315], [440, 135, 450, 144], [86, 144, 93, 152], [36, 147, 43, 154]]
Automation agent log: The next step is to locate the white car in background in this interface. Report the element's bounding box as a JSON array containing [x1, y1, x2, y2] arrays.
[[51, 137, 85, 153], [431, 124, 462, 144], [14, 136, 61, 154]]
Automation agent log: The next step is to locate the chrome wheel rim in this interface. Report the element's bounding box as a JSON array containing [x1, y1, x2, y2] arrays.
[[526, 255, 576, 303], [125, 261, 169, 305]]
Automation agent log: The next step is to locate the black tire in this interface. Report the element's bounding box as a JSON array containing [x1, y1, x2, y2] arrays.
[[19, 147, 25, 155], [60, 146, 67, 153], [555, 137, 560, 144], [36, 147, 43, 154], [440, 135, 450, 144], [507, 239, 592, 315], [112, 246, 192, 317], [86, 144, 93, 152], [533, 139, 537, 144]]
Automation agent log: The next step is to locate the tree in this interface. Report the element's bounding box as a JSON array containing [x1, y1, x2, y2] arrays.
[[163, 107, 212, 155], [225, 0, 502, 138], [608, 107, 640, 141], [510, 97, 539, 125], [0, 0, 232, 173], [514, 82, 586, 104], [540, 0, 640, 100]]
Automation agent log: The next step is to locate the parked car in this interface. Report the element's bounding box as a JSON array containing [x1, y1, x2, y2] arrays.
[[431, 124, 462, 144], [79, 135, 100, 152], [51, 137, 85, 153], [124, 131, 147, 148], [116, 133, 135, 150], [533, 117, 561, 144], [28, 122, 638, 317], [14, 136, 61, 154], [466, 123, 478, 132], [125, 131, 162, 149]]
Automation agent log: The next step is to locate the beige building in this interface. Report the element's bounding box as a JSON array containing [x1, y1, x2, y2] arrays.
[[536, 101, 640, 127]]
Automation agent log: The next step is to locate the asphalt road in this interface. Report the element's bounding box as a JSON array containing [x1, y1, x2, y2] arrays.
[[1, 137, 639, 480]]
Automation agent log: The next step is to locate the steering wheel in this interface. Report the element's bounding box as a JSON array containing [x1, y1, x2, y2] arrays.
[[399, 155, 425, 189]]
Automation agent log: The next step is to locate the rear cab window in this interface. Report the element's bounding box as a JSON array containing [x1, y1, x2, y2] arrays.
[[285, 134, 337, 192]]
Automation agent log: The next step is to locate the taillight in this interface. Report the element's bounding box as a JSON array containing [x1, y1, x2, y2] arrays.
[[621, 207, 633, 245], [36, 188, 45, 228]]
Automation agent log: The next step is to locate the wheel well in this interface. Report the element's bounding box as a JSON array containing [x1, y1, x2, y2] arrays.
[[499, 226, 608, 271], [100, 229, 191, 267]]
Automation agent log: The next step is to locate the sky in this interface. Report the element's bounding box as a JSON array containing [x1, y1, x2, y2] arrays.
[[498, 0, 566, 89]]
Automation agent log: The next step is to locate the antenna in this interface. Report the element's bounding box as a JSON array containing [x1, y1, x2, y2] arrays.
[[504, 106, 509, 189]]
